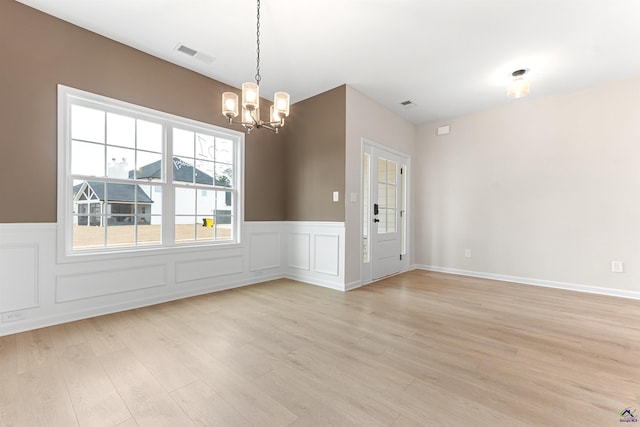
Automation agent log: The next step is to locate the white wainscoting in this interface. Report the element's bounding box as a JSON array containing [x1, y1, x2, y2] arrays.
[[288, 233, 311, 271], [0, 244, 39, 312], [0, 221, 345, 336], [285, 222, 346, 291]]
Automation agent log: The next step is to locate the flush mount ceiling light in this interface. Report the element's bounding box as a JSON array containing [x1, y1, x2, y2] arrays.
[[507, 69, 530, 99], [222, 0, 290, 133]]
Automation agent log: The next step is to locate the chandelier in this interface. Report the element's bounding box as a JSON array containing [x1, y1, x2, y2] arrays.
[[222, 0, 290, 133]]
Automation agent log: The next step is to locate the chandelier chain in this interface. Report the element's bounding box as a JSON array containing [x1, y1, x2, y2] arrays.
[[255, 0, 261, 85]]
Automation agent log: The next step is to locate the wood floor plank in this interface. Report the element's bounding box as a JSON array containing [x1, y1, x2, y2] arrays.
[[58, 343, 132, 427], [98, 348, 193, 427], [191, 357, 298, 427], [170, 380, 252, 427], [14, 365, 79, 426], [2, 270, 640, 425], [254, 362, 387, 427]]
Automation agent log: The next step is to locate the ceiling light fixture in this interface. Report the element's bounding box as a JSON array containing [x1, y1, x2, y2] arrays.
[[222, 0, 290, 133], [507, 69, 530, 99]]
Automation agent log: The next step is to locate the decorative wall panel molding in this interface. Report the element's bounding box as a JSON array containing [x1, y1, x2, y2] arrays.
[[176, 256, 244, 283], [289, 233, 311, 270], [249, 232, 282, 271], [57, 264, 167, 302], [314, 234, 340, 276], [0, 244, 39, 312]]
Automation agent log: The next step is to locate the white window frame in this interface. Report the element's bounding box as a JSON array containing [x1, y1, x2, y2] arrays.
[[57, 85, 245, 262]]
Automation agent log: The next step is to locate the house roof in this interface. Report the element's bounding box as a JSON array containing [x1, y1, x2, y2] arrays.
[[131, 157, 226, 186], [73, 181, 154, 203]]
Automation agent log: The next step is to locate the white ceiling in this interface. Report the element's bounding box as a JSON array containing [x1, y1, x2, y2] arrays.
[[16, 0, 640, 124]]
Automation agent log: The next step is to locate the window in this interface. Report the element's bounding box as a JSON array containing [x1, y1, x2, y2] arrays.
[[58, 86, 243, 256]]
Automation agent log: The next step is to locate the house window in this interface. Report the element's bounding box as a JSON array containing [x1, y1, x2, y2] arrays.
[[58, 85, 243, 255]]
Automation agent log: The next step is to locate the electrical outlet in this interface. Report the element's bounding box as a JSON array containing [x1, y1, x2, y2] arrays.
[[464, 249, 472, 258], [2, 311, 26, 323], [611, 261, 624, 273]]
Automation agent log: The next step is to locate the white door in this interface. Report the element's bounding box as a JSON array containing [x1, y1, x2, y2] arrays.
[[370, 147, 405, 280]]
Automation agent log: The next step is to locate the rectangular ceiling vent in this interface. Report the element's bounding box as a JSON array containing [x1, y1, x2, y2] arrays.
[[400, 100, 417, 109], [175, 43, 215, 64], [176, 44, 198, 57]]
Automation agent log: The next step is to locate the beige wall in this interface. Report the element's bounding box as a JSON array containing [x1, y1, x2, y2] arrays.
[[345, 86, 416, 284], [0, 1, 284, 223], [282, 86, 346, 221], [416, 76, 640, 291]]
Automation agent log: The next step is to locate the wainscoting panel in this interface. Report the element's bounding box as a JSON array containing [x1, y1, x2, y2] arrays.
[[57, 264, 167, 302], [0, 244, 38, 312], [176, 256, 244, 283], [249, 232, 282, 271], [289, 233, 310, 271], [285, 222, 345, 291], [314, 235, 340, 276]]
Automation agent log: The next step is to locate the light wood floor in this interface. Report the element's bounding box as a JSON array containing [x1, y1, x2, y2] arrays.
[[1, 270, 639, 426]]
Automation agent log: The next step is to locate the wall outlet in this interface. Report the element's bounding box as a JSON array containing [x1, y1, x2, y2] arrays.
[[464, 249, 472, 258], [611, 261, 624, 273], [2, 310, 26, 323]]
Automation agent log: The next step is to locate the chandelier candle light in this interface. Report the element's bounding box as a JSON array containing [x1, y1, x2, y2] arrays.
[[222, 0, 290, 133]]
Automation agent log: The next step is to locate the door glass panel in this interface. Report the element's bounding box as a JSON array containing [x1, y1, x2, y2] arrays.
[[378, 158, 387, 182], [378, 210, 387, 234], [376, 157, 398, 235], [387, 186, 397, 209], [387, 209, 397, 233], [377, 183, 387, 208], [388, 161, 397, 185]]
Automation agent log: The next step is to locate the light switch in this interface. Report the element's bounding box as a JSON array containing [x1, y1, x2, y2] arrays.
[[333, 191, 339, 202], [350, 192, 358, 203]]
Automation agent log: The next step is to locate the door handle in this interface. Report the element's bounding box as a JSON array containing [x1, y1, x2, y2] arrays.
[[373, 203, 379, 215], [373, 218, 380, 223]]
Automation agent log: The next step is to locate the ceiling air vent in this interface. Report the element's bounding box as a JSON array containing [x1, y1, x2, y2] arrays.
[[175, 43, 215, 64], [176, 44, 198, 57], [400, 100, 417, 109]]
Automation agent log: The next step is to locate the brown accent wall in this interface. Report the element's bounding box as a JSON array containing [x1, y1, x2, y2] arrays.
[[282, 86, 346, 221], [0, 1, 284, 223]]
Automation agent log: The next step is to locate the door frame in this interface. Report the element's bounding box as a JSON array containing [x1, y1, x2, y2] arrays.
[[361, 138, 411, 284]]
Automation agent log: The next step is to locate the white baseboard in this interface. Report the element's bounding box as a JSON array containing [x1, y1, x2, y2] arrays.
[[416, 265, 640, 301], [345, 280, 362, 291], [284, 273, 345, 292]]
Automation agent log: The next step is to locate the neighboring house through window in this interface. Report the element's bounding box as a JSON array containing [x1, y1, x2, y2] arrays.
[[58, 85, 243, 256]]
